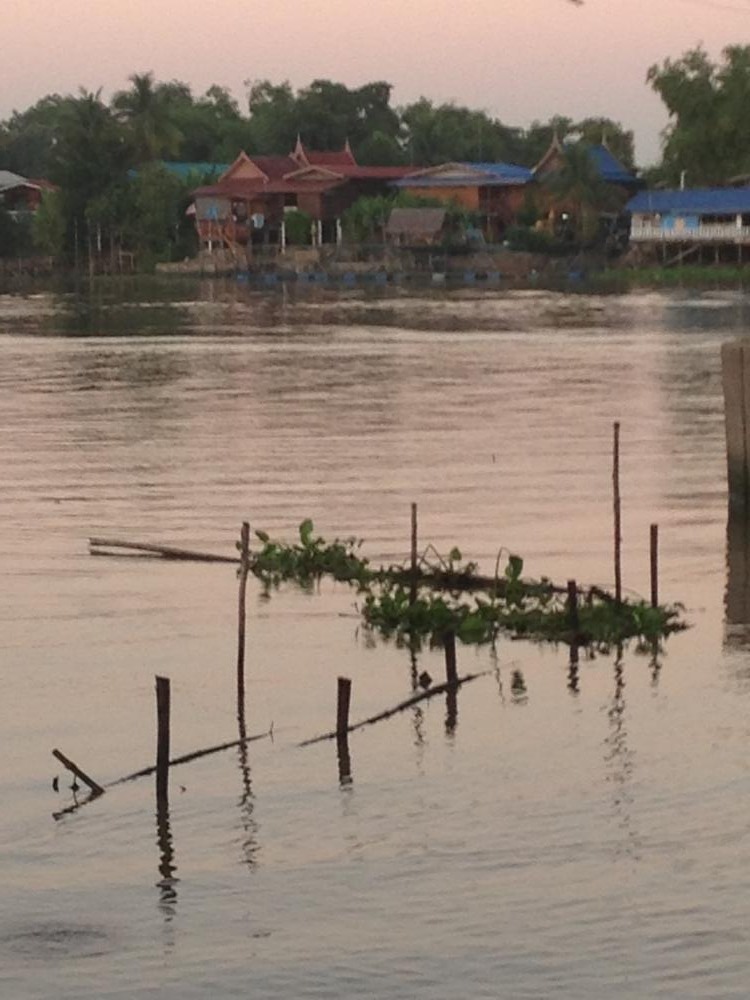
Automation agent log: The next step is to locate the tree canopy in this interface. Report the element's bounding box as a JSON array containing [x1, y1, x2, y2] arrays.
[[648, 45, 750, 185]]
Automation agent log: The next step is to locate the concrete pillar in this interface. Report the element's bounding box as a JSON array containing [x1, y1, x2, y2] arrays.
[[280, 219, 287, 253], [316, 220, 323, 247], [311, 220, 317, 247], [721, 339, 750, 509], [336, 217, 342, 246]]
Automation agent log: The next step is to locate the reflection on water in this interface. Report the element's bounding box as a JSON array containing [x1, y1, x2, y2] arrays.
[[155, 802, 178, 921], [603, 652, 640, 861]]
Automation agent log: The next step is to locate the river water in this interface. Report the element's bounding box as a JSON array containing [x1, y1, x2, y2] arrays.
[[2, 280, 750, 998]]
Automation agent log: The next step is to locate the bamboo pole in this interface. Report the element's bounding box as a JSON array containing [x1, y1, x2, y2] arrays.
[[237, 522, 250, 709], [52, 748, 105, 797], [613, 421, 622, 604], [650, 523, 659, 608], [156, 676, 171, 806], [89, 538, 238, 563]]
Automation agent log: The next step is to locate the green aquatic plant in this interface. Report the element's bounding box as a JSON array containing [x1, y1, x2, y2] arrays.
[[245, 520, 687, 649]]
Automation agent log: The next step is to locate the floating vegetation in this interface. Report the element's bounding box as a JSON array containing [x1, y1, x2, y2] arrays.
[[246, 520, 686, 651]]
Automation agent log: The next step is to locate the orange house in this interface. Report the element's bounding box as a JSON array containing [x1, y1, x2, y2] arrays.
[[394, 162, 534, 242], [192, 139, 411, 255]]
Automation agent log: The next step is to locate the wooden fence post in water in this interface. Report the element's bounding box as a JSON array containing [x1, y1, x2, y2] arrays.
[[337, 677, 352, 738], [444, 631, 458, 688], [410, 502, 418, 604], [567, 579, 579, 635], [613, 421, 622, 604], [156, 676, 171, 806], [237, 521, 250, 709], [650, 524, 659, 608]]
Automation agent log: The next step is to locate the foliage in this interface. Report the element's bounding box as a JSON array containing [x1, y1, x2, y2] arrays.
[[400, 98, 524, 166], [32, 190, 66, 256], [112, 72, 183, 162], [244, 520, 686, 651], [504, 225, 563, 254], [541, 142, 622, 245], [0, 206, 33, 256], [647, 45, 750, 185], [283, 209, 313, 246]]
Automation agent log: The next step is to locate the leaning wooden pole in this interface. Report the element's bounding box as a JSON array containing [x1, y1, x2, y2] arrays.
[[155, 676, 171, 806], [237, 522, 250, 711], [613, 421, 622, 604], [337, 677, 352, 739], [52, 748, 105, 797]]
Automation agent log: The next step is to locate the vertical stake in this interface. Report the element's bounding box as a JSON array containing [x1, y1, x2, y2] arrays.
[[650, 523, 659, 608], [410, 502, 418, 604], [444, 631, 458, 687], [567, 579, 579, 635], [613, 421, 622, 604], [156, 675, 171, 806], [337, 676, 352, 738], [237, 521, 250, 710]]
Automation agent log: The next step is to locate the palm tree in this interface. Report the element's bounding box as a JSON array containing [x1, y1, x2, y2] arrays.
[[112, 72, 182, 163]]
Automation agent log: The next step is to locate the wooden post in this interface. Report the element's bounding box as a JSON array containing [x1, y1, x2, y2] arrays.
[[721, 340, 750, 511], [336, 677, 352, 738], [650, 523, 659, 608], [444, 631, 458, 687], [410, 502, 418, 603], [613, 421, 622, 603], [567, 579, 579, 635], [237, 521, 250, 708], [52, 749, 105, 797], [156, 675, 171, 805]]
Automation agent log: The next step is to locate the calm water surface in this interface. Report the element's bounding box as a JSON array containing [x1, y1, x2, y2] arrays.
[[2, 281, 750, 998]]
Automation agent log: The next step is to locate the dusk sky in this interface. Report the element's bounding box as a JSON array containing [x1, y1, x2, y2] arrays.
[[5, 0, 750, 165]]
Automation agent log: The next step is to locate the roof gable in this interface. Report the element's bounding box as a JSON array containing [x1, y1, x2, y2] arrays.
[[220, 152, 269, 183]]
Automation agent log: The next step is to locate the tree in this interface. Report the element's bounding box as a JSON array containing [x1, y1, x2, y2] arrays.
[[401, 99, 522, 166], [246, 80, 299, 153], [112, 72, 183, 162], [541, 142, 621, 244], [647, 45, 750, 184], [49, 89, 131, 257]]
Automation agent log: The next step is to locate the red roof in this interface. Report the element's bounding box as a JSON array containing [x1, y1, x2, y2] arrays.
[[194, 178, 343, 198], [248, 155, 298, 181], [305, 149, 357, 168]]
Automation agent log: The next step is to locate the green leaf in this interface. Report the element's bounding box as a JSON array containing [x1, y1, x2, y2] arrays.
[[506, 555, 523, 581], [255, 529, 269, 543], [299, 519, 314, 546], [449, 547, 462, 563]]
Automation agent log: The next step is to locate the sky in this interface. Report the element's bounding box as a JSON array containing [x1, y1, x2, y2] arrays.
[[4, 0, 750, 166]]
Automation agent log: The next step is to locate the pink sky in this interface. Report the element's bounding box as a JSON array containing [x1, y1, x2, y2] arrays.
[[5, 0, 750, 165]]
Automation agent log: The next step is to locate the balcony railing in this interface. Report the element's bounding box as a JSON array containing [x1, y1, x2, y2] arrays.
[[631, 222, 750, 243]]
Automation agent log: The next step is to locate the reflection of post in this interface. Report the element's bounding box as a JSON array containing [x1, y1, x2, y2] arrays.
[[156, 800, 178, 919], [721, 339, 750, 513], [567, 643, 580, 694], [236, 707, 259, 868], [726, 510, 750, 628], [155, 676, 170, 807]]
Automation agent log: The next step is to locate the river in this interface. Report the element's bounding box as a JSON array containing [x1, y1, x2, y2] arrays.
[[1, 279, 749, 998]]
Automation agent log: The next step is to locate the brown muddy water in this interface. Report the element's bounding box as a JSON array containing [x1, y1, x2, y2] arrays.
[[2, 280, 750, 998]]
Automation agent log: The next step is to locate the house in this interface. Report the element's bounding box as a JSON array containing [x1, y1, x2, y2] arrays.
[[626, 188, 750, 259], [0, 171, 56, 216], [191, 139, 411, 257], [394, 162, 533, 242]]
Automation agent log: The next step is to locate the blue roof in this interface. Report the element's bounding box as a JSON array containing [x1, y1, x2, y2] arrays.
[[584, 145, 635, 184], [627, 188, 750, 215], [160, 162, 229, 179], [396, 161, 532, 189]]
